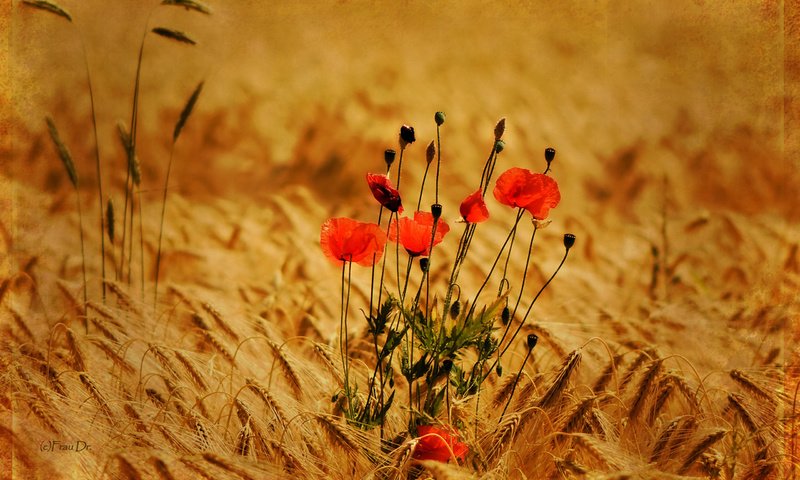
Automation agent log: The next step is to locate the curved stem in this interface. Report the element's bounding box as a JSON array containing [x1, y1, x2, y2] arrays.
[[499, 346, 533, 421], [154, 142, 176, 310], [464, 209, 525, 321], [500, 248, 569, 358], [77, 33, 105, 302]]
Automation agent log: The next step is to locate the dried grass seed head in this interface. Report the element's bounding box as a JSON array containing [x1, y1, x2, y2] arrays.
[[161, 0, 211, 14], [45, 116, 77, 188], [152, 27, 197, 45], [22, 0, 72, 22]]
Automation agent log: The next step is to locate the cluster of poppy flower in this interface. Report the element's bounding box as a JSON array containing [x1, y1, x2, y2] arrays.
[[320, 116, 565, 465], [320, 166, 560, 264]]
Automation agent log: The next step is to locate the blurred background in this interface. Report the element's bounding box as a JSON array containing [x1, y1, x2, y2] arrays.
[[2, 0, 797, 377]]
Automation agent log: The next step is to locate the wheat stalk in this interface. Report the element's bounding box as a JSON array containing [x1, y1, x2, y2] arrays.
[[268, 341, 303, 398], [162, 0, 211, 15], [538, 350, 582, 410], [65, 329, 87, 371], [151, 457, 177, 480], [200, 301, 238, 340], [202, 453, 257, 480], [155, 82, 204, 309], [8, 307, 35, 342], [115, 454, 143, 480], [45, 116, 87, 319], [315, 414, 360, 453], [628, 358, 662, 422], [152, 27, 197, 45], [730, 369, 778, 407], [678, 429, 727, 474], [245, 378, 288, 426], [174, 351, 209, 392], [21, 0, 72, 21]]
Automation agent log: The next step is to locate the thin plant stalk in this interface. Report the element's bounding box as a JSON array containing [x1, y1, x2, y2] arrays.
[[463, 208, 525, 321], [75, 28, 106, 302], [500, 247, 570, 358], [154, 144, 176, 308], [340, 259, 354, 415], [499, 342, 534, 421]]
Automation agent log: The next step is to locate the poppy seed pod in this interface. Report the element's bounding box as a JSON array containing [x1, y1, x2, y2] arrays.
[[527, 333, 539, 350], [399, 124, 416, 147], [449, 300, 461, 319], [442, 358, 453, 373], [419, 257, 430, 273], [426, 140, 436, 164], [494, 140, 505, 154], [545, 147, 556, 162], [431, 203, 443, 220], [563, 233, 576, 250], [435, 111, 446, 126], [494, 117, 506, 141], [384, 149, 397, 167]]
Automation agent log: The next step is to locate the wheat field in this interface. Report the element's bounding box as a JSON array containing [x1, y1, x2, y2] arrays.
[[1, 1, 798, 479]]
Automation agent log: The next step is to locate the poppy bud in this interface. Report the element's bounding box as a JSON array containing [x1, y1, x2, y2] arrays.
[[331, 392, 339, 402], [419, 257, 430, 273], [435, 111, 446, 126], [431, 203, 443, 220], [544, 147, 556, 162], [384, 149, 397, 167], [496, 364, 503, 377], [399, 124, 416, 147], [389, 377, 394, 388], [494, 117, 506, 141], [563, 233, 576, 250], [442, 358, 453, 373], [494, 140, 505, 154], [426, 140, 436, 164], [449, 300, 461, 319], [527, 333, 539, 350], [501, 306, 510, 325]]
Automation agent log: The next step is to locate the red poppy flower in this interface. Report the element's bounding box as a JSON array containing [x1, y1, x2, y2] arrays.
[[389, 211, 450, 257], [413, 425, 468, 462], [459, 188, 489, 223], [320, 217, 386, 267], [366, 173, 403, 214], [493, 167, 561, 219]]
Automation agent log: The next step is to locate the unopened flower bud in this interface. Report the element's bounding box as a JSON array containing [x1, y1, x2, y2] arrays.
[[544, 147, 556, 162], [527, 333, 539, 350], [419, 257, 430, 273], [494, 117, 506, 141], [496, 364, 503, 377], [442, 358, 453, 373], [494, 140, 505, 154], [449, 300, 461, 319], [426, 140, 436, 164], [501, 306, 510, 325], [384, 149, 396, 167], [435, 111, 446, 126], [431, 203, 442, 220], [563, 233, 576, 250], [399, 124, 416, 147]]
